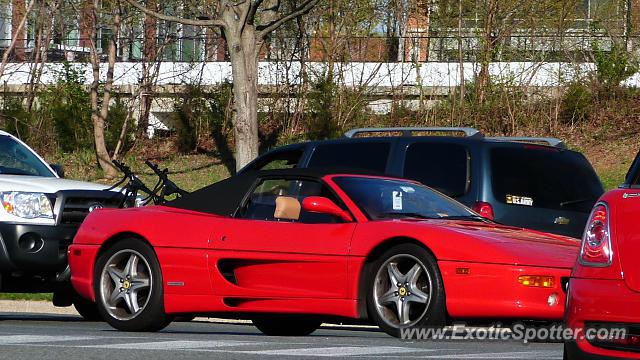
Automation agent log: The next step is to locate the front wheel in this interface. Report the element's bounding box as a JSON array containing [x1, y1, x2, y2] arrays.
[[94, 239, 171, 332], [366, 243, 447, 337], [252, 316, 321, 336]]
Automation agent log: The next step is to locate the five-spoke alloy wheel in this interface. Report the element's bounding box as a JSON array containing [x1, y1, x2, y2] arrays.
[[94, 239, 170, 332], [366, 243, 446, 337], [100, 249, 151, 320]]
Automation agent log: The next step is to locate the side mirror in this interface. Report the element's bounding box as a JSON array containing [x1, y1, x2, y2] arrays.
[[50, 164, 65, 178], [302, 196, 353, 222]]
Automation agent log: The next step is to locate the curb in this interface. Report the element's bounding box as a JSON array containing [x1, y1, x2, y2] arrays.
[[0, 300, 77, 315]]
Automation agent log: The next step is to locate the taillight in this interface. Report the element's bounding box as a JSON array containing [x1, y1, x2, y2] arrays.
[[472, 201, 494, 220], [579, 202, 612, 267]]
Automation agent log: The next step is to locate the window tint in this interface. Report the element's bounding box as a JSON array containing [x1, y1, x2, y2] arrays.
[[403, 143, 469, 197], [247, 150, 303, 171], [307, 142, 390, 173], [491, 147, 604, 212], [239, 178, 344, 223]]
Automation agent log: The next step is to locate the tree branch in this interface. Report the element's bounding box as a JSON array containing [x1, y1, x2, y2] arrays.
[[246, 0, 265, 24], [256, 0, 319, 39], [122, 0, 225, 27]]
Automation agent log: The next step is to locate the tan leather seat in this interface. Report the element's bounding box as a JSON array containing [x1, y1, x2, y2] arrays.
[[274, 196, 301, 221]]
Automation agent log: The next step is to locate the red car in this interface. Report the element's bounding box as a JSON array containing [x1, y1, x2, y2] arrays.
[[565, 152, 640, 359], [69, 169, 578, 337]]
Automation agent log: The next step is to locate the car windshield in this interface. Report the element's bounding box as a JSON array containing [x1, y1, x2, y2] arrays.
[[333, 176, 479, 221], [0, 135, 55, 177]]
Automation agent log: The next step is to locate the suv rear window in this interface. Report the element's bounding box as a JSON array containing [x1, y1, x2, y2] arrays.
[[490, 147, 603, 213], [307, 142, 390, 173], [403, 142, 469, 198]]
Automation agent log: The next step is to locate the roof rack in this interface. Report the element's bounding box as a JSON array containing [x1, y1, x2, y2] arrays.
[[486, 137, 567, 149], [344, 127, 483, 139]]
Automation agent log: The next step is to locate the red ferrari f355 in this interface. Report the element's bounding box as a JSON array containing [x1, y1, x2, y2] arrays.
[[69, 169, 579, 337]]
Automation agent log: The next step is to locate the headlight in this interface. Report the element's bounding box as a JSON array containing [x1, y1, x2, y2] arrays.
[[1, 192, 53, 219]]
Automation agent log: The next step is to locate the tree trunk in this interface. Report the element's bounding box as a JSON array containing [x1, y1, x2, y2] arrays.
[[477, 0, 497, 104], [10, 0, 26, 61], [458, 0, 465, 112], [143, 0, 157, 60], [137, 0, 158, 138], [87, 0, 118, 179], [226, 26, 260, 172]]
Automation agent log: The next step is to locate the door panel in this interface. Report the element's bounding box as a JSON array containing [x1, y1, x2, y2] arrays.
[[209, 218, 355, 299]]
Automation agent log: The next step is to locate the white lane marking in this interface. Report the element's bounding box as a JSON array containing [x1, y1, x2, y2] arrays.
[[419, 351, 563, 359], [239, 346, 436, 357], [0, 335, 97, 345], [82, 340, 260, 350]]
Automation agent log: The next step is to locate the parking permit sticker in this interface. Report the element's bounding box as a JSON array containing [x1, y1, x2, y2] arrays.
[[392, 191, 403, 210], [506, 194, 534, 206]]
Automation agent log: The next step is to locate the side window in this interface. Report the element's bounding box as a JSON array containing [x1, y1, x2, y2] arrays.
[[403, 143, 469, 198], [246, 150, 303, 171], [239, 178, 345, 224], [307, 142, 390, 173]]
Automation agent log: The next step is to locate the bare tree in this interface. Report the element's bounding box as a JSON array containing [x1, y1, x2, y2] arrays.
[[25, 0, 63, 114], [469, 0, 557, 103], [82, 0, 121, 178], [125, 0, 319, 171], [136, 0, 158, 138], [0, 0, 34, 80]]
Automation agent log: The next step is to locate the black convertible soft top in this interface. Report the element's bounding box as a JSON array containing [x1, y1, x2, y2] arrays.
[[166, 168, 382, 216]]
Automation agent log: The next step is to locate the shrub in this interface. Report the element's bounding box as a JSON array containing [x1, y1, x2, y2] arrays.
[[306, 72, 340, 139], [173, 83, 234, 155], [561, 81, 593, 124], [305, 71, 370, 140], [592, 42, 639, 91], [0, 96, 30, 139], [39, 62, 93, 152], [174, 96, 199, 153], [104, 98, 134, 153]]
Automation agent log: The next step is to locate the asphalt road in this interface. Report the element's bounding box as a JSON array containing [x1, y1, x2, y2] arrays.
[[0, 313, 564, 360]]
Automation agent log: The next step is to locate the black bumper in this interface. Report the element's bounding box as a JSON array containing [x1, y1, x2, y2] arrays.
[[0, 222, 78, 273]]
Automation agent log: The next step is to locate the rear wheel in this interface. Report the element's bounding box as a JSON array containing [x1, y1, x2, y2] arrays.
[[366, 243, 446, 338], [252, 316, 321, 336], [94, 239, 171, 332]]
